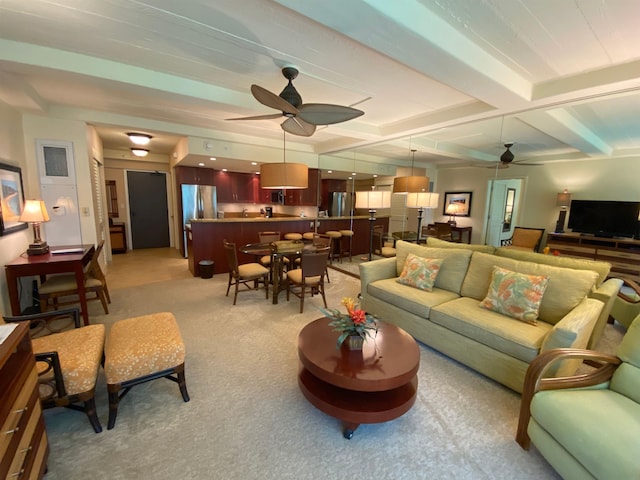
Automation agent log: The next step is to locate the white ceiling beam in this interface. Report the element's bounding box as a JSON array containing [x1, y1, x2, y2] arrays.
[[0, 70, 48, 112]]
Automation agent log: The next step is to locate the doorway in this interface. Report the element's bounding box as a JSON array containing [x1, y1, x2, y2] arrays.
[[126, 171, 170, 249], [484, 178, 523, 247]]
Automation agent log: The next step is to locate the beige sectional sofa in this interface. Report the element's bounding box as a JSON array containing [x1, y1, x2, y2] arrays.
[[359, 239, 623, 393]]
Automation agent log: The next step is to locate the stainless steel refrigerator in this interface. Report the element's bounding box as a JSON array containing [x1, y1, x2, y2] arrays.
[[181, 184, 217, 257], [327, 192, 354, 217]]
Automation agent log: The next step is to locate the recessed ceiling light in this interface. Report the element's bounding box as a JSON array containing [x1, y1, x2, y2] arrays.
[[222, 168, 228, 172], [255, 171, 260, 175], [127, 133, 152, 145], [327, 170, 333, 174], [198, 162, 205, 166], [251, 162, 257, 166], [209, 157, 216, 161], [130, 148, 149, 157]]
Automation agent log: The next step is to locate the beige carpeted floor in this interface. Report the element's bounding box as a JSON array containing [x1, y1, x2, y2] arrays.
[[40, 248, 624, 480]]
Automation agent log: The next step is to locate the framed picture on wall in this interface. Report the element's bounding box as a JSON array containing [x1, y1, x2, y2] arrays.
[[0, 161, 28, 236], [443, 191, 472, 217]]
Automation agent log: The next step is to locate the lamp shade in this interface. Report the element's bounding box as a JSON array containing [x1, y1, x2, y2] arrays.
[[406, 192, 439, 209], [19, 200, 50, 223], [556, 190, 571, 208], [260, 163, 308, 189], [355, 190, 391, 209], [392, 176, 430, 194], [445, 203, 462, 215]]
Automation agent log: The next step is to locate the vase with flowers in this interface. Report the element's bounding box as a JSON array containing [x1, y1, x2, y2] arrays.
[[322, 297, 378, 350]]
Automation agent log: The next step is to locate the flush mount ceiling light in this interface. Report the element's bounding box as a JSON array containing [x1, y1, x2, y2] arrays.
[[127, 133, 152, 145], [130, 148, 149, 157], [393, 148, 430, 194], [260, 131, 308, 189]]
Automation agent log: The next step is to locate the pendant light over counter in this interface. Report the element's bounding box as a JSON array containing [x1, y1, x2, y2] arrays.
[[260, 131, 308, 189], [393, 149, 429, 194]]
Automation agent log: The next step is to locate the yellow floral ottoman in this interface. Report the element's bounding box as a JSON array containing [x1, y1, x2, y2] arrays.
[[104, 312, 190, 429]]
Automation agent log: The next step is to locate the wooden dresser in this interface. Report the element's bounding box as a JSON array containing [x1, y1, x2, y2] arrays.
[[0, 322, 48, 480]]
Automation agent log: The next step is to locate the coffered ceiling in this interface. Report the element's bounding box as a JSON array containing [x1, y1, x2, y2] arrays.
[[1, 0, 639, 173]]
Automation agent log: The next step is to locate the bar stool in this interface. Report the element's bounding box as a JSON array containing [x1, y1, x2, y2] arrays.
[[339, 229, 354, 262], [324, 230, 342, 264], [302, 232, 315, 243], [284, 233, 303, 241]]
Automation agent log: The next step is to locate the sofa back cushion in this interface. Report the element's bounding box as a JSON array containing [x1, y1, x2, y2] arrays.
[[461, 252, 598, 324], [611, 316, 640, 403], [395, 241, 472, 294], [426, 237, 496, 254], [495, 248, 610, 287]]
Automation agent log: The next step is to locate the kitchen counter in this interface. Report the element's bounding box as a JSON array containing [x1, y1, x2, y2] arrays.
[[186, 215, 389, 277]]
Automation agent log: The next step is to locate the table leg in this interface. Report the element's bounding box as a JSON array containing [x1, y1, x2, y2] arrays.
[[74, 265, 90, 325], [272, 256, 281, 305], [5, 268, 21, 316], [343, 422, 360, 440]]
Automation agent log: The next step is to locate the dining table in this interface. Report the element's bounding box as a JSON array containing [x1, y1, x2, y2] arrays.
[[239, 241, 325, 305]]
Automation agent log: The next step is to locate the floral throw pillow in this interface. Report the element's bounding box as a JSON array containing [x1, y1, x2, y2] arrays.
[[480, 266, 550, 325], [396, 254, 443, 292]]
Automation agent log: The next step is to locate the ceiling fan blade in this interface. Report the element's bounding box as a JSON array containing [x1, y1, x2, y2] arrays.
[[251, 84, 298, 115], [226, 113, 283, 121], [298, 103, 364, 125], [281, 117, 316, 137]]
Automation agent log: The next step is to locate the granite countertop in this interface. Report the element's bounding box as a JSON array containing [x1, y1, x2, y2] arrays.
[[189, 215, 387, 223]]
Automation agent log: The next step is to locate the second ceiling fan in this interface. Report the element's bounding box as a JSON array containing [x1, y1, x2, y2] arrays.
[[227, 67, 364, 137]]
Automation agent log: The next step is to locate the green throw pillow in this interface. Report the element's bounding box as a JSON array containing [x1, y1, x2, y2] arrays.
[[480, 266, 550, 325], [396, 253, 443, 292]]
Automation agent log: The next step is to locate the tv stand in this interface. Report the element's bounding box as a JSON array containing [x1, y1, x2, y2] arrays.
[[545, 233, 640, 283]]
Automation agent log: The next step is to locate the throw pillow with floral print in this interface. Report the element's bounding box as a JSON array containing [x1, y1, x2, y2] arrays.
[[396, 254, 443, 291]]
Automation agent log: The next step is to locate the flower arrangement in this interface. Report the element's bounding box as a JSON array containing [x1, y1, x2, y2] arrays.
[[323, 297, 378, 349]]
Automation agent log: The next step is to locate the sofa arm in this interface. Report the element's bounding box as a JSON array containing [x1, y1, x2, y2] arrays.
[[588, 277, 624, 348], [359, 257, 397, 303], [540, 297, 604, 377]]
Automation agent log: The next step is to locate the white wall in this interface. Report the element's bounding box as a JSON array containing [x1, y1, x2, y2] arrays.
[[435, 158, 640, 244]]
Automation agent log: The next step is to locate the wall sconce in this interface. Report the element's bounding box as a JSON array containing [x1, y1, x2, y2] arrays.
[[445, 203, 462, 226], [19, 199, 51, 255], [406, 192, 439, 243], [555, 189, 572, 233], [130, 148, 150, 157], [127, 133, 152, 145], [355, 187, 391, 261]]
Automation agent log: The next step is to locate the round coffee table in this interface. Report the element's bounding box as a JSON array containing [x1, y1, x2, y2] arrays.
[[297, 317, 420, 439]]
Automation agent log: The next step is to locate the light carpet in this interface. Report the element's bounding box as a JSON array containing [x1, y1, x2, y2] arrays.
[[41, 267, 623, 480]]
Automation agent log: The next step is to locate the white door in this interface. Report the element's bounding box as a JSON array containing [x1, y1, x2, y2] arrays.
[[41, 184, 82, 246]]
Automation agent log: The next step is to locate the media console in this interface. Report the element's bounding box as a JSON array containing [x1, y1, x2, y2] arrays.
[[545, 233, 640, 283]]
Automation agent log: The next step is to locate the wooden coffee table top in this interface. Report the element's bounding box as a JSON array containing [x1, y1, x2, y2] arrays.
[[298, 317, 420, 392]]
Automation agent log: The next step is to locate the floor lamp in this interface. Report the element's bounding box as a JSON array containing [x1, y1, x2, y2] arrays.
[[406, 192, 440, 243], [355, 188, 391, 261]]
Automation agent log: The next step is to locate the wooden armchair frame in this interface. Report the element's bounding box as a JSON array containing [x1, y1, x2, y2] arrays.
[[516, 348, 621, 449], [3, 308, 105, 433], [501, 226, 545, 252]]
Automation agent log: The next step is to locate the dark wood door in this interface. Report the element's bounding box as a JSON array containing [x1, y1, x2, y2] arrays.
[[127, 171, 170, 249]]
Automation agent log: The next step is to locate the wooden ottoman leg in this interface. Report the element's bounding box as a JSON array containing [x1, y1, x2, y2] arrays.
[[107, 384, 121, 430]]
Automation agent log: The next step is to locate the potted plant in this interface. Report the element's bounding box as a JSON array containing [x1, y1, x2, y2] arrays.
[[323, 297, 378, 350]]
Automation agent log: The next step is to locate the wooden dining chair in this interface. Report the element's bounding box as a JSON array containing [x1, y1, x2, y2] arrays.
[[286, 250, 329, 313], [38, 240, 111, 315], [258, 231, 289, 270], [223, 240, 269, 305]]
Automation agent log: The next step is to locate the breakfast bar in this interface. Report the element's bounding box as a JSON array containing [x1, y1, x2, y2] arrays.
[[187, 215, 389, 277]]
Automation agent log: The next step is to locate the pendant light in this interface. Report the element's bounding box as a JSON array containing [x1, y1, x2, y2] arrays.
[[393, 148, 429, 194], [260, 131, 308, 189]]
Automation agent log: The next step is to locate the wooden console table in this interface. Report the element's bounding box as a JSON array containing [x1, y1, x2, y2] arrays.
[[422, 224, 472, 244], [545, 233, 640, 283]]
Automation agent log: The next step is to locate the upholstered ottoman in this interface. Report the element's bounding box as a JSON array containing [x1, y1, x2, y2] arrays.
[[104, 312, 189, 429]]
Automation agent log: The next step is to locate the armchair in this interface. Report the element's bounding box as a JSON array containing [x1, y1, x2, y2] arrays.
[[3, 308, 105, 433], [516, 314, 640, 479], [610, 278, 640, 330], [501, 227, 545, 252]]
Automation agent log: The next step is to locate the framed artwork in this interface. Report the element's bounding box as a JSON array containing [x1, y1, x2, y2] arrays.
[[443, 191, 472, 217], [0, 161, 28, 236]]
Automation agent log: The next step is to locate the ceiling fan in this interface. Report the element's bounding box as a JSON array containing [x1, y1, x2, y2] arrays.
[[478, 143, 542, 169], [227, 67, 364, 137]]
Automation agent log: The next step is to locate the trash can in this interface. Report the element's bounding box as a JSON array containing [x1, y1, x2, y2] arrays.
[[198, 260, 214, 279]]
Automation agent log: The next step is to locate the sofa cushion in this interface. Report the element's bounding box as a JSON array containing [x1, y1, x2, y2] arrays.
[[531, 389, 640, 480], [397, 254, 443, 291], [395, 241, 472, 294], [480, 266, 550, 325], [495, 247, 610, 287], [426, 237, 496, 254], [368, 278, 459, 319], [430, 297, 552, 363], [610, 317, 640, 403], [461, 252, 598, 325]]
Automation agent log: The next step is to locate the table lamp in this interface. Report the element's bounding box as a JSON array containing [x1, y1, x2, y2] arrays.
[[445, 203, 461, 226], [20, 199, 50, 255]]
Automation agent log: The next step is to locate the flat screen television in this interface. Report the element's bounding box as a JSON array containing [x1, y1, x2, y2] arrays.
[[567, 200, 640, 238]]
